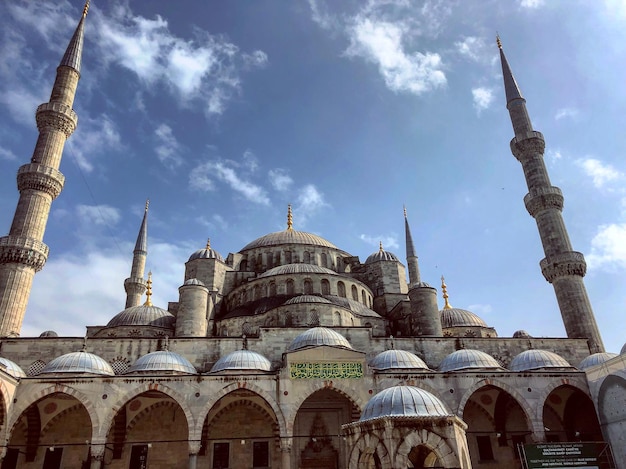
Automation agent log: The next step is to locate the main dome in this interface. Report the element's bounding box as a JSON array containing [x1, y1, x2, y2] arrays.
[[241, 229, 338, 251], [441, 307, 488, 328], [107, 304, 175, 328], [360, 386, 450, 421], [288, 327, 352, 351]]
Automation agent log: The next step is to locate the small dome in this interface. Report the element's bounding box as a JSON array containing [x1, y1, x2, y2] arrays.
[[365, 246, 399, 264], [107, 304, 175, 328], [360, 386, 449, 421], [284, 295, 332, 305], [241, 230, 338, 251], [441, 308, 487, 328], [260, 263, 337, 278], [127, 350, 196, 374], [0, 357, 26, 378], [439, 349, 503, 372], [370, 350, 429, 371], [188, 240, 224, 262], [513, 330, 532, 338], [40, 351, 114, 376], [579, 352, 619, 370], [183, 278, 205, 287], [509, 350, 573, 372], [288, 327, 352, 351], [39, 330, 58, 338], [210, 350, 271, 372]]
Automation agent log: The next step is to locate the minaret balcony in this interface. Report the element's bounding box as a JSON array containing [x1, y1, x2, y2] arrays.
[[540, 251, 587, 283], [35, 102, 78, 136], [523, 186, 564, 217], [17, 164, 65, 199], [0, 236, 49, 271], [510, 131, 545, 162]]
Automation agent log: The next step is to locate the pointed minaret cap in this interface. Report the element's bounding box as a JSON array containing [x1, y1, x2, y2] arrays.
[[441, 276, 453, 310], [404, 205, 417, 259], [497, 35, 524, 106], [60, 1, 89, 73], [134, 200, 149, 253]]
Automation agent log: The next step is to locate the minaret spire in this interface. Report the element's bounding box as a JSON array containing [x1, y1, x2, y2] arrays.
[[498, 38, 604, 352], [404, 206, 421, 285], [124, 200, 149, 308], [0, 4, 88, 337]]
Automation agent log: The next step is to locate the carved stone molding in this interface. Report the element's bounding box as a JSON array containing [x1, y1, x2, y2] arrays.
[[524, 186, 564, 217], [0, 236, 49, 271], [540, 251, 587, 283], [35, 102, 77, 137], [17, 164, 65, 199], [510, 132, 545, 162]]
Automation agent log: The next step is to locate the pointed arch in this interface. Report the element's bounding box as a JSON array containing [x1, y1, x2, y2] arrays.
[[534, 377, 589, 426], [348, 432, 392, 469], [396, 431, 458, 468]]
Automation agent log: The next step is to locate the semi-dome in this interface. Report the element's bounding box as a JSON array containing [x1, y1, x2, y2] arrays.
[[579, 352, 619, 370], [365, 244, 399, 264], [360, 386, 450, 421], [260, 263, 337, 278], [127, 350, 196, 374], [107, 304, 175, 328], [440, 307, 488, 328], [210, 350, 272, 372], [39, 330, 58, 337], [439, 349, 503, 372], [509, 350, 573, 372], [183, 278, 205, 286], [40, 351, 114, 376], [284, 295, 332, 305], [0, 357, 26, 378], [188, 239, 224, 262], [241, 229, 338, 251], [288, 327, 352, 351], [369, 350, 429, 371]]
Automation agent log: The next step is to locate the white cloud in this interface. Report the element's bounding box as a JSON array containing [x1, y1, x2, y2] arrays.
[[243, 50, 269, 68], [242, 150, 259, 172], [359, 234, 400, 251], [520, 0, 545, 8], [190, 160, 270, 205], [455, 36, 486, 62], [467, 303, 493, 315], [268, 169, 294, 191], [294, 184, 328, 225], [576, 158, 623, 188], [555, 107, 580, 121], [66, 115, 122, 173], [154, 124, 183, 169], [308, 0, 339, 30], [345, 17, 446, 95], [76, 204, 121, 226], [471, 87, 494, 113], [0, 148, 17, 161], [586, 223, 626, 271]]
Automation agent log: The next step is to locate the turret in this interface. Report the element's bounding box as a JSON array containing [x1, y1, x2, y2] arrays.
[[498, 36, 604, 352], [0, 2, 89, 337], [124, 200, 149, 308]]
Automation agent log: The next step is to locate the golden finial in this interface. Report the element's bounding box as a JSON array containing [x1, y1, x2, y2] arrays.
[[496, 34, 502, 50], [82, 0, 90, 18], [287, 204, 293, 231], [145, 199, 150, 212], [144, 271, 153, 306], [441, 275, 452, 309], [206, 238, 211, 249], [403, 205, 407, 218], [379, 241, 384, 252]]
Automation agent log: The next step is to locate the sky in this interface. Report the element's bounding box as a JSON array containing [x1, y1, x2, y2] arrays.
[[0, 0, 625, 354]]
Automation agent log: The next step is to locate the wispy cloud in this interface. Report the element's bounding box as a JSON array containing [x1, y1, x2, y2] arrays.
[[586, 223, 626, 271], [295, 184, 328, 224], [242, 150, 259, 172], [190, 160, 270, 205], [519, 0, 545, 8], [359, 233, 400, 251], [455, 36, 487, 62], [472, 87, 494, 113], [555, 107, 580, 121], [268, 169, 294, 191], [0, 148, 17, 161], [66, 115, 122, 173], [154, 124, 184, 169], [76, 204, 121, 226], [308, 0, 339, 30], [576, 158, 623, 188]]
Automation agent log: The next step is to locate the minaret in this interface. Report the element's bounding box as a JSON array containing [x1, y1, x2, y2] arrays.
[[498, 37, 604, 353], [0, 2, 89, 337], [405, 208, 442, 336], [124, 200, 149, 308]]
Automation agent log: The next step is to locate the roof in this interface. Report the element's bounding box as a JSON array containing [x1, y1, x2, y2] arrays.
[[40, 351, 114, 376], [365, 249, 399, 264], [210, 350, 272, 372], [288, 327, 352, 351], [369, 350, 429, 371], [439, 349, 503, 372], [107, 304, 175, 328], [509, 349, 573, 372], [127, 350, 196, 374], [579, 352, 619, 370], [284, 295, 332, 305], [241, 230, 338, 251], [440, 307, 488, 328], [360, 386, 450, 421], [260, 263, 337, 278]]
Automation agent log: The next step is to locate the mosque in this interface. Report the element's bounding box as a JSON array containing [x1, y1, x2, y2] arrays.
[[0, 2, 624, 469]]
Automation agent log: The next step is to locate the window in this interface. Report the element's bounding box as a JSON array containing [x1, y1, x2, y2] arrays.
[[303, 251, 311, 263], [361, 290, 366, 305], [213, 442, 229, 469], [476, 435, 494, 461], [269, 282, 277, 296], [304, 279, 313, 295], [253, 441, 269, 468], [337, 281, 346, 298], [320, 253, 328, 267], [321, 279, 330, 295], [351, 285, 358, 301], [286, 279, 295, 295], [129, 445, 148, 469]]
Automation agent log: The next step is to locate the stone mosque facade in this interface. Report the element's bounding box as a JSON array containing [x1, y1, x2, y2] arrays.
[[0, 3, 624, 469]]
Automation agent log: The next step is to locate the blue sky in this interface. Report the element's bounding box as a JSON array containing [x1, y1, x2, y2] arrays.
[[0, 0, 625, 354]]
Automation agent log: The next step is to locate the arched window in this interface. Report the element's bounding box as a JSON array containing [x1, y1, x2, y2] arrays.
[[320, 253, 328, 268], [337, 281, 346, 298], [256, 253, 263, 270], [303, 251, 311, 263], [333, 311, 341, 326], [351, 285, 358, 301], [254, 285, 261, 301], [285, 251, 292, 264], [240, 259, 248, 271], [304, 279, 313, 295], [266, 252, 273, 269], [274, 251, 280, 266], [269, 282, 277, 296], [286, 279, 295, 295], [321, 279, 330, 295], [361, 290, 367, 305]]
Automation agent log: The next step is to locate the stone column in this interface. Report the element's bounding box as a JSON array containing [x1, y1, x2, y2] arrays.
[[188, 440, 201, 469], [89, 444, 105, 469], [280, 438, 292, 469]]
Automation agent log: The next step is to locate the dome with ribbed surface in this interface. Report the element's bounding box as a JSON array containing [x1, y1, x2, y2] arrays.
[[40, 351, 114, 376], [365, 249, 399, 264], [39, 330, 59, 337], [260, 263, 337, 278], [183, 278, 205, 286], [0, 357, 26, 378], [241, 230, 338, 251], [509, 350, 573, 372], [285, 295, 332, 305], [288, 327, 352, 351], [210, 350, 272, 372], [188, 246, 224, 262], [441, 308, 487, 328], [513, 330, 532, 338], [579, 353, 619, 370], [360, 386, 450, 421], [107, 304, 175, 328], [439, 349, 503, 372], [370, 350, 429, 371], [127, 350, 196, 374]]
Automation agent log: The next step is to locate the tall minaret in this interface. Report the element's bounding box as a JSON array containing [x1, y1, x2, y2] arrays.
[[0, 2, 90, 337], [498, 37, 604, 353], [404, 206, 421, 285], [124, 201, 149, 308]]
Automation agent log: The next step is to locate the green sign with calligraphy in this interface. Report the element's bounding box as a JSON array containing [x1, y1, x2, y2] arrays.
[[290, 362, 363, 379]]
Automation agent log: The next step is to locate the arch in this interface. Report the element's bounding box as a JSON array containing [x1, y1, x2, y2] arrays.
[[351, 285, 358, 301], [304, 278, 313, 295], [396, 431, 459, 468], [542, 383, 602, 442], [286, 278, 295, 295], [457, 378, 533, 425], [348, 432, 392, 469], [321, 279, 330, 295], [195, 382, 286, 440], [0, 380, 10, 445], [534, 377, 589, 427], [303, 251, 311, 263], [337, 281, 346, 298]]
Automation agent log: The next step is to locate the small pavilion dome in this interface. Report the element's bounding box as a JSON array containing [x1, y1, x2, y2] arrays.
[[360, 386, 450, 421], [0, 357, 26, 378], [183, 278, 205, 287], [40, 351, 114, 376], [210, 350, 272, 372], [439, 349, 503, 372], [107, 304, 174, 328], [509, 350, 573, 372], [579, 353, 619, 370], [369, 350, 429, 371], [127, 350, 196, 374], [39, 330, 59, 338], [365, 242, 399, 264], [188, 239, 224, 262], [288, 327, 352, 352]]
